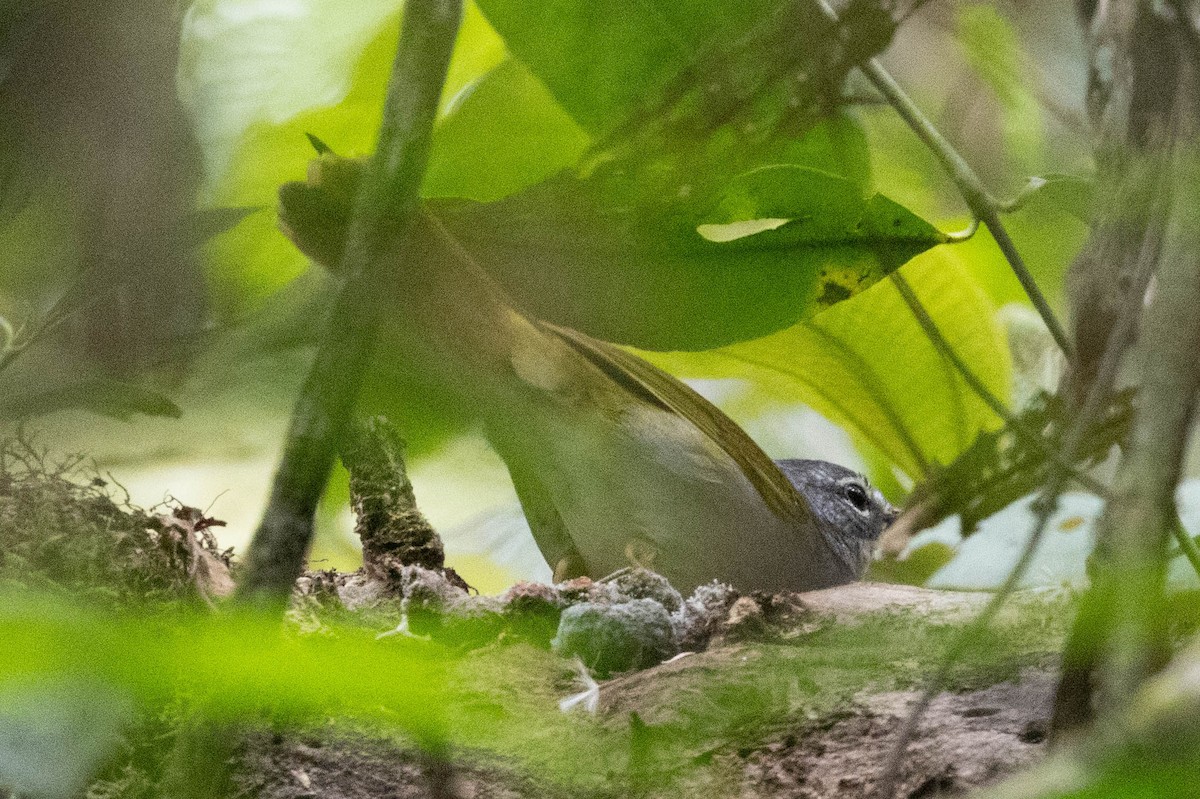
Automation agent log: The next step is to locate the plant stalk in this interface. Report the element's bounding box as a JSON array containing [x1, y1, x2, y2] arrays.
[[890, 272, 1107, 497], [235, 0, 463, 607]]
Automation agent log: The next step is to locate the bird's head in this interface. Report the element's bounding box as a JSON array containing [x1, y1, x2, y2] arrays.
[[774, 458, 899, 578]]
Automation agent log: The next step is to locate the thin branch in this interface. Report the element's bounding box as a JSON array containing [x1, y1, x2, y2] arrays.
[[895, 264, 1200, 591], [235, 0, 463, 607], [860, 60, 1071, 357], [873, 400, 1110, 797], [814, 0, 1074, 360], [872, 488, 1058, 799]]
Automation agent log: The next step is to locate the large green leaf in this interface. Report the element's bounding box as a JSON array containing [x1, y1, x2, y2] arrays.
[[475, 0, 888, 209], [424, 58, 590, 202], [430, 165, 946, 350], [412, 1, 909, 350], [474, 0, 781, 135], [642, 246, 1011, 477]]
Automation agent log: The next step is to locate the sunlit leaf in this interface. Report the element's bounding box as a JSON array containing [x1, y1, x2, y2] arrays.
[[642, 246, 1011, 477], [430, 165, 945, 350], [180, 0, 505, 189], [424, 59, 590, 202]]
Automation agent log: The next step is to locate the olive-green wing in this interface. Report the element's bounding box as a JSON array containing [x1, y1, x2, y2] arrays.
[[541, 321, 814, 529]]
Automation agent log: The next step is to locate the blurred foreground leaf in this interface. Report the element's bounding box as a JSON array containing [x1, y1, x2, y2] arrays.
[[0, 376, 182, 422], [192, 1, 507, 315], [956, 2, 1044, 173], [0, 598, 450, 733]]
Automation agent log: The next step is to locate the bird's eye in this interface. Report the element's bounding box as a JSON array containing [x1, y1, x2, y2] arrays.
[[843, 482, 870, 513]]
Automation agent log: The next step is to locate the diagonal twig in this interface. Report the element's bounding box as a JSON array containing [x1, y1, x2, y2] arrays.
[[813, 0, 1074, 360]]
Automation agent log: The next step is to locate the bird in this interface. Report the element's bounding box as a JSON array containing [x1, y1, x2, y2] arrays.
[[278, 154, 900, 594]]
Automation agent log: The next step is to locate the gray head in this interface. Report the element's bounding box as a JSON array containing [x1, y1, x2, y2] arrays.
[[774, 459, 899, 578]]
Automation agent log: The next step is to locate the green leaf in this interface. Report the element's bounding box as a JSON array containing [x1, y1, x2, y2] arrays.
[[1012, 173, 1095, 222], [476, 0, 879, 210], [474, 0, 836, 136], [430, 165, 946, 350], [837, 0, 900, 66], [424, 59, 590, 202], [0, 598, 451, 739], [641, 246, 1011, 478], [475, 0, 777, 134], [181, 1, 404, 190]]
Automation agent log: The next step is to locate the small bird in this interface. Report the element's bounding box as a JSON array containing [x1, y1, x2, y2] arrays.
[[280, 156, 900, 594]]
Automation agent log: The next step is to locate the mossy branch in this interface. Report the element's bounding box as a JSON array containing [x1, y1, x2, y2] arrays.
[[342, 416, 447, 575], [235, 0, 463, 607]]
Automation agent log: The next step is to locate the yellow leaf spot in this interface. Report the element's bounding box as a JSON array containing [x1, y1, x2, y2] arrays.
[[1058, 516, 1087, 532]]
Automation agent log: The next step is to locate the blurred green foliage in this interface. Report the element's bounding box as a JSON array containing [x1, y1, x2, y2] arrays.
[[0, 586, 1069, 798]]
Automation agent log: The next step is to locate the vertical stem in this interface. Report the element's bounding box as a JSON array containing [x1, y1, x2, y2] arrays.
[[877, 207, 1160, 793], [1093, 151, 1200, 717], [890, 272, 1107, 496], [235, 0, 463, 607]]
